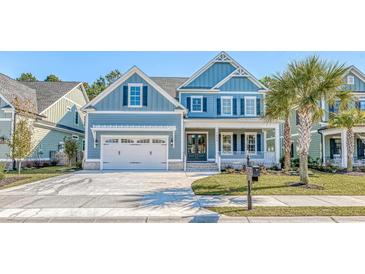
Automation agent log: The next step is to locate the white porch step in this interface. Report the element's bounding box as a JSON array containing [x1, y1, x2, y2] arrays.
[[186, 162, 218, 172]]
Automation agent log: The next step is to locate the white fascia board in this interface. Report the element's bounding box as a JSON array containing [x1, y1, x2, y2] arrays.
[[86, 110, 184, 115], [348, 66, 365, 83], [0, 93, 15, 110], [34, 121, 85, 136], [83, 66, 186, 111]]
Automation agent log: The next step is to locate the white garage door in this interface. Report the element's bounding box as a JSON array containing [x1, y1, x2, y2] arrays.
[[102, 136, 168, 170]]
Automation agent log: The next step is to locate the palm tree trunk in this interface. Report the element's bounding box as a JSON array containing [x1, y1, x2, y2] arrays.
[[346, 129, 354, 172], [297, 109, 312, 185], [283, 116, 292, 173]]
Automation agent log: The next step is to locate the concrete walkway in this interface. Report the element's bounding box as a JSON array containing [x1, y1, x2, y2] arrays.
[[0, 171, 365, 222]]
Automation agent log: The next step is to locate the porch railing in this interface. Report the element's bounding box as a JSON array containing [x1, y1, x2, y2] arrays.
[[324, 156, 365, 167], [218, 151, 276, 167]]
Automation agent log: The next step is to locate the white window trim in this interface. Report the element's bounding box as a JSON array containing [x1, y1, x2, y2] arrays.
[[67, 106, 71, 112], [245, 96, 257, 116], [347, 75, 355, 85], [221, 132, 233, 155], [191, 96, 203, 113], [246, 133, 257, 155], [221, 96, 233, 116], [128, 83, 143, 108]]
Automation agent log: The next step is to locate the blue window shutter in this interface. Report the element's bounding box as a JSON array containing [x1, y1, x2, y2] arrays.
[[203, 97, 207, 112], [358, 139, 365, 158], [123, 86, 128, 106], [240, 134, 245, 151], [330, 139, 335, 159], [256, 97, 261, 116], [186, 97, 191, 111], [217, 98, 221, 115], [257, 133, 262, 152], [329, 104, 335, 113], [233, 98, 237, 115], [142, 86, 148, 106], [296, 111, 299, 125], [233, 134, 237, 152], [355, 101, 360, 110], [240, 98, 245, 115]]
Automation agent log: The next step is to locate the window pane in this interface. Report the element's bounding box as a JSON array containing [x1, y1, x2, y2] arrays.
[[247, 135, 256, 153], [246, 98, 255, 115], [222, 98, 232, 115], [222, 135, 232, 153], [129, 86, 141, 106], [192, 98, 202, 111]]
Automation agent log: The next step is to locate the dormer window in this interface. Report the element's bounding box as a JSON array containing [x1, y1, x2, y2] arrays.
[[347, 75, 355, 85], [128, 83, 143, 107], [191, 96, 203, 112], [221, 96, 233, 116]]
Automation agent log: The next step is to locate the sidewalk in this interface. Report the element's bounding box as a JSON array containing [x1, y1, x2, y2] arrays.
[[197, 195, 365, 207]]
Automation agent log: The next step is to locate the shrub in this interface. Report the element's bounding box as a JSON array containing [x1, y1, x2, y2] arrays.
[[75, 161, 83, 169], [50, 159, 59, 166], [0, 163, 6, 180], [43, 162, 49, 167]]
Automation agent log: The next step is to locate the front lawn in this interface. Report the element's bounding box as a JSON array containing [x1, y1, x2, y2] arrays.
[[0, 166, 78, 190], [208, 206, 365, 217], [192, 172, 365, 195]]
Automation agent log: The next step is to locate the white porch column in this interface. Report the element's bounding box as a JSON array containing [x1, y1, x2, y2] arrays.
[[263, 130, 267, 152], [341, 129, 347, 168], [215, 127, 219, 163], [274, 124, 280, 164], [322, 133, 326, 165]]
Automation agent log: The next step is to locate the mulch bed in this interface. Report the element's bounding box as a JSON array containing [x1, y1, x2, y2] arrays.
[[0, 176, 30, 188], [288, 182, 324, 190]]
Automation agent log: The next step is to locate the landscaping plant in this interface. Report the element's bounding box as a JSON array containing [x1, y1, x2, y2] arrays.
[[64, 138, 78, 166]]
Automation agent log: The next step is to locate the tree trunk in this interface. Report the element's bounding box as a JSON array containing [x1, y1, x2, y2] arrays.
[[18, 160, 22, 175], [283, 116, 292, 173], [297, 109, 312, 185], [346, 129, 354, 172]]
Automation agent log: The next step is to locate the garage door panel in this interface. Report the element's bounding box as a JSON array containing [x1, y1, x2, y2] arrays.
[[102, 137, 167, 170]]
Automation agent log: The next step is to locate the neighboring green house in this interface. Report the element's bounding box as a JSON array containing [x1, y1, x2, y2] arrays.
[[268, 66, 365, 168], [0, 73, 89, 167]]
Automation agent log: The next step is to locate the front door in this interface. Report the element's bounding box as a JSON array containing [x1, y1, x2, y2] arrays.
[[187, 134, 207, 161]]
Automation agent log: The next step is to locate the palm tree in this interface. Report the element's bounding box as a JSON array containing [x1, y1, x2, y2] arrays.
[[329, 109, 365, 172], [265, 73, 294, 173], [285, 56, 348, 185]]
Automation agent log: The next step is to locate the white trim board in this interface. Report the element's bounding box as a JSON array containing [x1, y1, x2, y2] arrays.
[[82, 66, 186, 111]]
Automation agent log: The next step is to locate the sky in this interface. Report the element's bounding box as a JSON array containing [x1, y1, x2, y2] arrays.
[[0, 51, 365, 84]]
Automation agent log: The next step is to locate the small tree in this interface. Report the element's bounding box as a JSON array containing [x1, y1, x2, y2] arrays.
[[7, 118, 33, 174], [64, 138, 78, 166], [45, 74, 61, 82], [17, 72, 37, 82]]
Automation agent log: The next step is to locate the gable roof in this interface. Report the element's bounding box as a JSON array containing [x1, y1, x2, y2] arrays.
[[21, 81, 82, 112], [0, 73, 38, 114], [348, 65, 365, 83], [177, 51, 268, 91], [150, 77, 188, 99], [83, 66, 186, 111]]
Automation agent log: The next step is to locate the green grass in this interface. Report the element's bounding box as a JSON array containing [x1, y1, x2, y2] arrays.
[[192, 172, 365, 195], [208, 206, 365, 217], [0, 165, 78, 190]]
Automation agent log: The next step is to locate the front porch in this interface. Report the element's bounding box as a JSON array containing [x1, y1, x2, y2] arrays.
[[183, 118, 280, 170], [321, 127, 365, 168]]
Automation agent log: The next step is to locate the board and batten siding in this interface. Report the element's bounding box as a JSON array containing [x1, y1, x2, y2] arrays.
[[41, 97, 85, 131], [181, 62, 236, 89], [87, 113, 182, 160], [64, 86, 88, 107], [345, 73, 365, 92], [94, 73, 176, 112], [180, 92, 264, 118], [0, 96, 12, 119], [219, 77, 261, 91]]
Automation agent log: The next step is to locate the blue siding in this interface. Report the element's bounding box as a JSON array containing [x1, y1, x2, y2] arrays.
[[0, 120, 11, 159], [183, 62, 236, 89], [220, 77, 261, 91], [344, 73, 365, 92], [87, 113, 182, 160], [180, 93, 263, 118], [0, 96, 12, 119], [95, 73, 175, 111]]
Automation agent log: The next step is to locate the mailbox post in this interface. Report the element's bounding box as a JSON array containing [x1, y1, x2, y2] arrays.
[[246, 155, 260, 211]]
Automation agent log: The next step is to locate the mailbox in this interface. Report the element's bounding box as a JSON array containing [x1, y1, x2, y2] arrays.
[[247, 166, 260, 182]]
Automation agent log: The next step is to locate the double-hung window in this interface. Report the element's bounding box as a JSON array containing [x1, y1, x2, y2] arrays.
[[245, 97, 256, 116], [128, 83, 143, 107], [347, 75, 355, 85], [246, 134, 256, 155], [221, 96, 232, 116], [191, 96, 203, 112], [221, 133, 233, 155]]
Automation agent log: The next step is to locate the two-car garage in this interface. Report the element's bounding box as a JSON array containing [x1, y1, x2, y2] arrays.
[[101, 136, 168, 170]]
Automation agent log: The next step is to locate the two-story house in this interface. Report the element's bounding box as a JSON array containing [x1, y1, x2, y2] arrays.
[[0, 73, 88, 167], [287, 66, 365, 168], [82, 52, 281, 170]]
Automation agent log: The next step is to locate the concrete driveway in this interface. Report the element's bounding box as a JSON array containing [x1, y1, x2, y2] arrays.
[[0, 171, 219, 221]]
